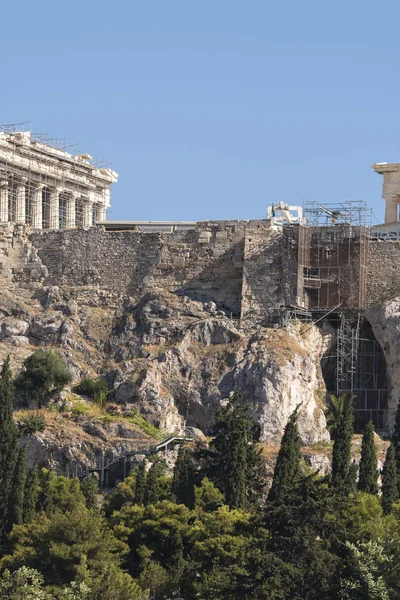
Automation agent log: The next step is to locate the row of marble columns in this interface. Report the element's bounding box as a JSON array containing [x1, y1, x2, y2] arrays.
[[0, 181, 106, 229]]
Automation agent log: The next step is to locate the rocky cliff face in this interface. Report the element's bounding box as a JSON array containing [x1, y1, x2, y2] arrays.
[[108, 292, 329, 444], [367, 299, 400, 431], [0, 280, 329, 462]]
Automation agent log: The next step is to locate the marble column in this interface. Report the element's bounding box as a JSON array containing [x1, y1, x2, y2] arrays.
[[94, 204, 106, 223], [15, 178, 27, 223], [385, 196, 399, 224], [0, 181, 8, 223], [65, 194, 76, 228], [49, 188, 60, 229], [31, 185, 44, 229], [82, 199, 92, 228]]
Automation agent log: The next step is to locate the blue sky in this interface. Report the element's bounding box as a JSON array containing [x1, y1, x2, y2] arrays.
[[0, 1, 398, 223]]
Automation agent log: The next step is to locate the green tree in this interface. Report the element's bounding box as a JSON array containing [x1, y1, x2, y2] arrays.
[[194, 477, 224, 513], [268, 408, 301, 503], [143, 462, 159, 506], [112, 500, 191, 593], [331, 395, 354, 494], [37, 469, 54, 515], [138, 560, 169, 600], [23, 467, 39, 524], [8, 446, 27, 529], [325, 394, 348, 440], [1, 505, 144, 600], [340, 539, 392, 600], [171, 445, 195, 509], [205, 395, 263, 509], [80, 476, 99, 510], [381, 443, 398, 515], [134, 461, 146, 506], [15, 350, 72, 408], [191, 504, 253, 600], [259, 474, 348, 600], [167, 529, 185, 595], [358, 421, 378, 495], [0, 566, 51, 600], [0, 357, 19, 541], [104, 474, 136, 518], [0, 567, 91, 600]]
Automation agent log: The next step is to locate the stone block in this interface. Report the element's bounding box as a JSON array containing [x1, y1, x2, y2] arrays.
[[171, 259, 185, 268], [198, 232, 211, 243]]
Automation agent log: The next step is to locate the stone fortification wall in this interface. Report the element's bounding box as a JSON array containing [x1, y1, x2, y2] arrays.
[[241, 222, 284, 321], [367, 241, 400, 306], [5, 220, 399, 316], [24, 220, 280, 316]]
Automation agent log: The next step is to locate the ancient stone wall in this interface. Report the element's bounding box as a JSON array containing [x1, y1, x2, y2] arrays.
[[367, 240, 400, 306], [1, 221, 399, 317], [241, 222, 284, 321], [26, 221, 271, 316]]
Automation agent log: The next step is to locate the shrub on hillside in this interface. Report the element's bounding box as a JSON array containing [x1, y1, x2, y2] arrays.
[[19, 411, 46, 436], [15, 350, 72, 408], [73, 377, 108, 407]]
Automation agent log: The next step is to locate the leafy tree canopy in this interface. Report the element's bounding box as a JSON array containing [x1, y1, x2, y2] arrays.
[[15, 350, 72, 407]]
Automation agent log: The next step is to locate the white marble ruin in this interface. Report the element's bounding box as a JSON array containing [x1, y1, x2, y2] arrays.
[[372, 162, 400, 224], [0, 131, 117, 229]]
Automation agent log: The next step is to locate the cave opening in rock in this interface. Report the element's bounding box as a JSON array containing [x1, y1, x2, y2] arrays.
[[321, 314, 388, 433]]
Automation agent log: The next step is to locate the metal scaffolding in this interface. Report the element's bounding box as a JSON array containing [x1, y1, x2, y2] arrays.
[[321, 312, 389, 432], [336, 313, 360, 398], [303, 199, 373, 227]]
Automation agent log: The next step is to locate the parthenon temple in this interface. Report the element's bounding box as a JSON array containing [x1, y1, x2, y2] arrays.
[[0, 131, 118, 229]]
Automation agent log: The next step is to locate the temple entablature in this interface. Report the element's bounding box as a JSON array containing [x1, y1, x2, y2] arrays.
[[372, 162, 400, 224], [0, 131, 117, 229]]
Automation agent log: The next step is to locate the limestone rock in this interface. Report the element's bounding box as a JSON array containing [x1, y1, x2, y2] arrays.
[[0, 283, 332, 470], [367, 298, 400, 431], [0, 318, 29, 338], [109, 292, 329, 444], [30, 314, 63, 342]]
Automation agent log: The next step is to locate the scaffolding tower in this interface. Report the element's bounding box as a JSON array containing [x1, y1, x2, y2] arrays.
[[327, 312, 389, 432], [336, 313, 360, 397]]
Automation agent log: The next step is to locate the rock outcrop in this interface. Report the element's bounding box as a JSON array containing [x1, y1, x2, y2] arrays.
[[109, 293, 329, 444], [367, 299, 400, 431], [0, 282, 330, 453]]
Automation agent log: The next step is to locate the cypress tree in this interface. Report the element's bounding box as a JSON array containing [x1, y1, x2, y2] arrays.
[[81, 475, 99, 509], [381, 443, 398, 515], [0, 357, 18, 541], [23, 467, 39, 524], [205, 395, 263, 508], [171, 445, 195, 509], [358, 420, 378, 494], [7, 446, 26, 528], [37, 469, 54, 515], [268, 408, 301, 503], [144, 462, 159, 506], [331, 395, 354, 493], [134, 460, 146, 505], [167, 529, 185, 593]]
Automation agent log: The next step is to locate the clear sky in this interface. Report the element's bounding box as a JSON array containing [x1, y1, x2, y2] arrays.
[[0, 1, 398, 223]]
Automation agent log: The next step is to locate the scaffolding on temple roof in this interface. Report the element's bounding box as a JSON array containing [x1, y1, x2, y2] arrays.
[[0, 125, 117, 230]]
